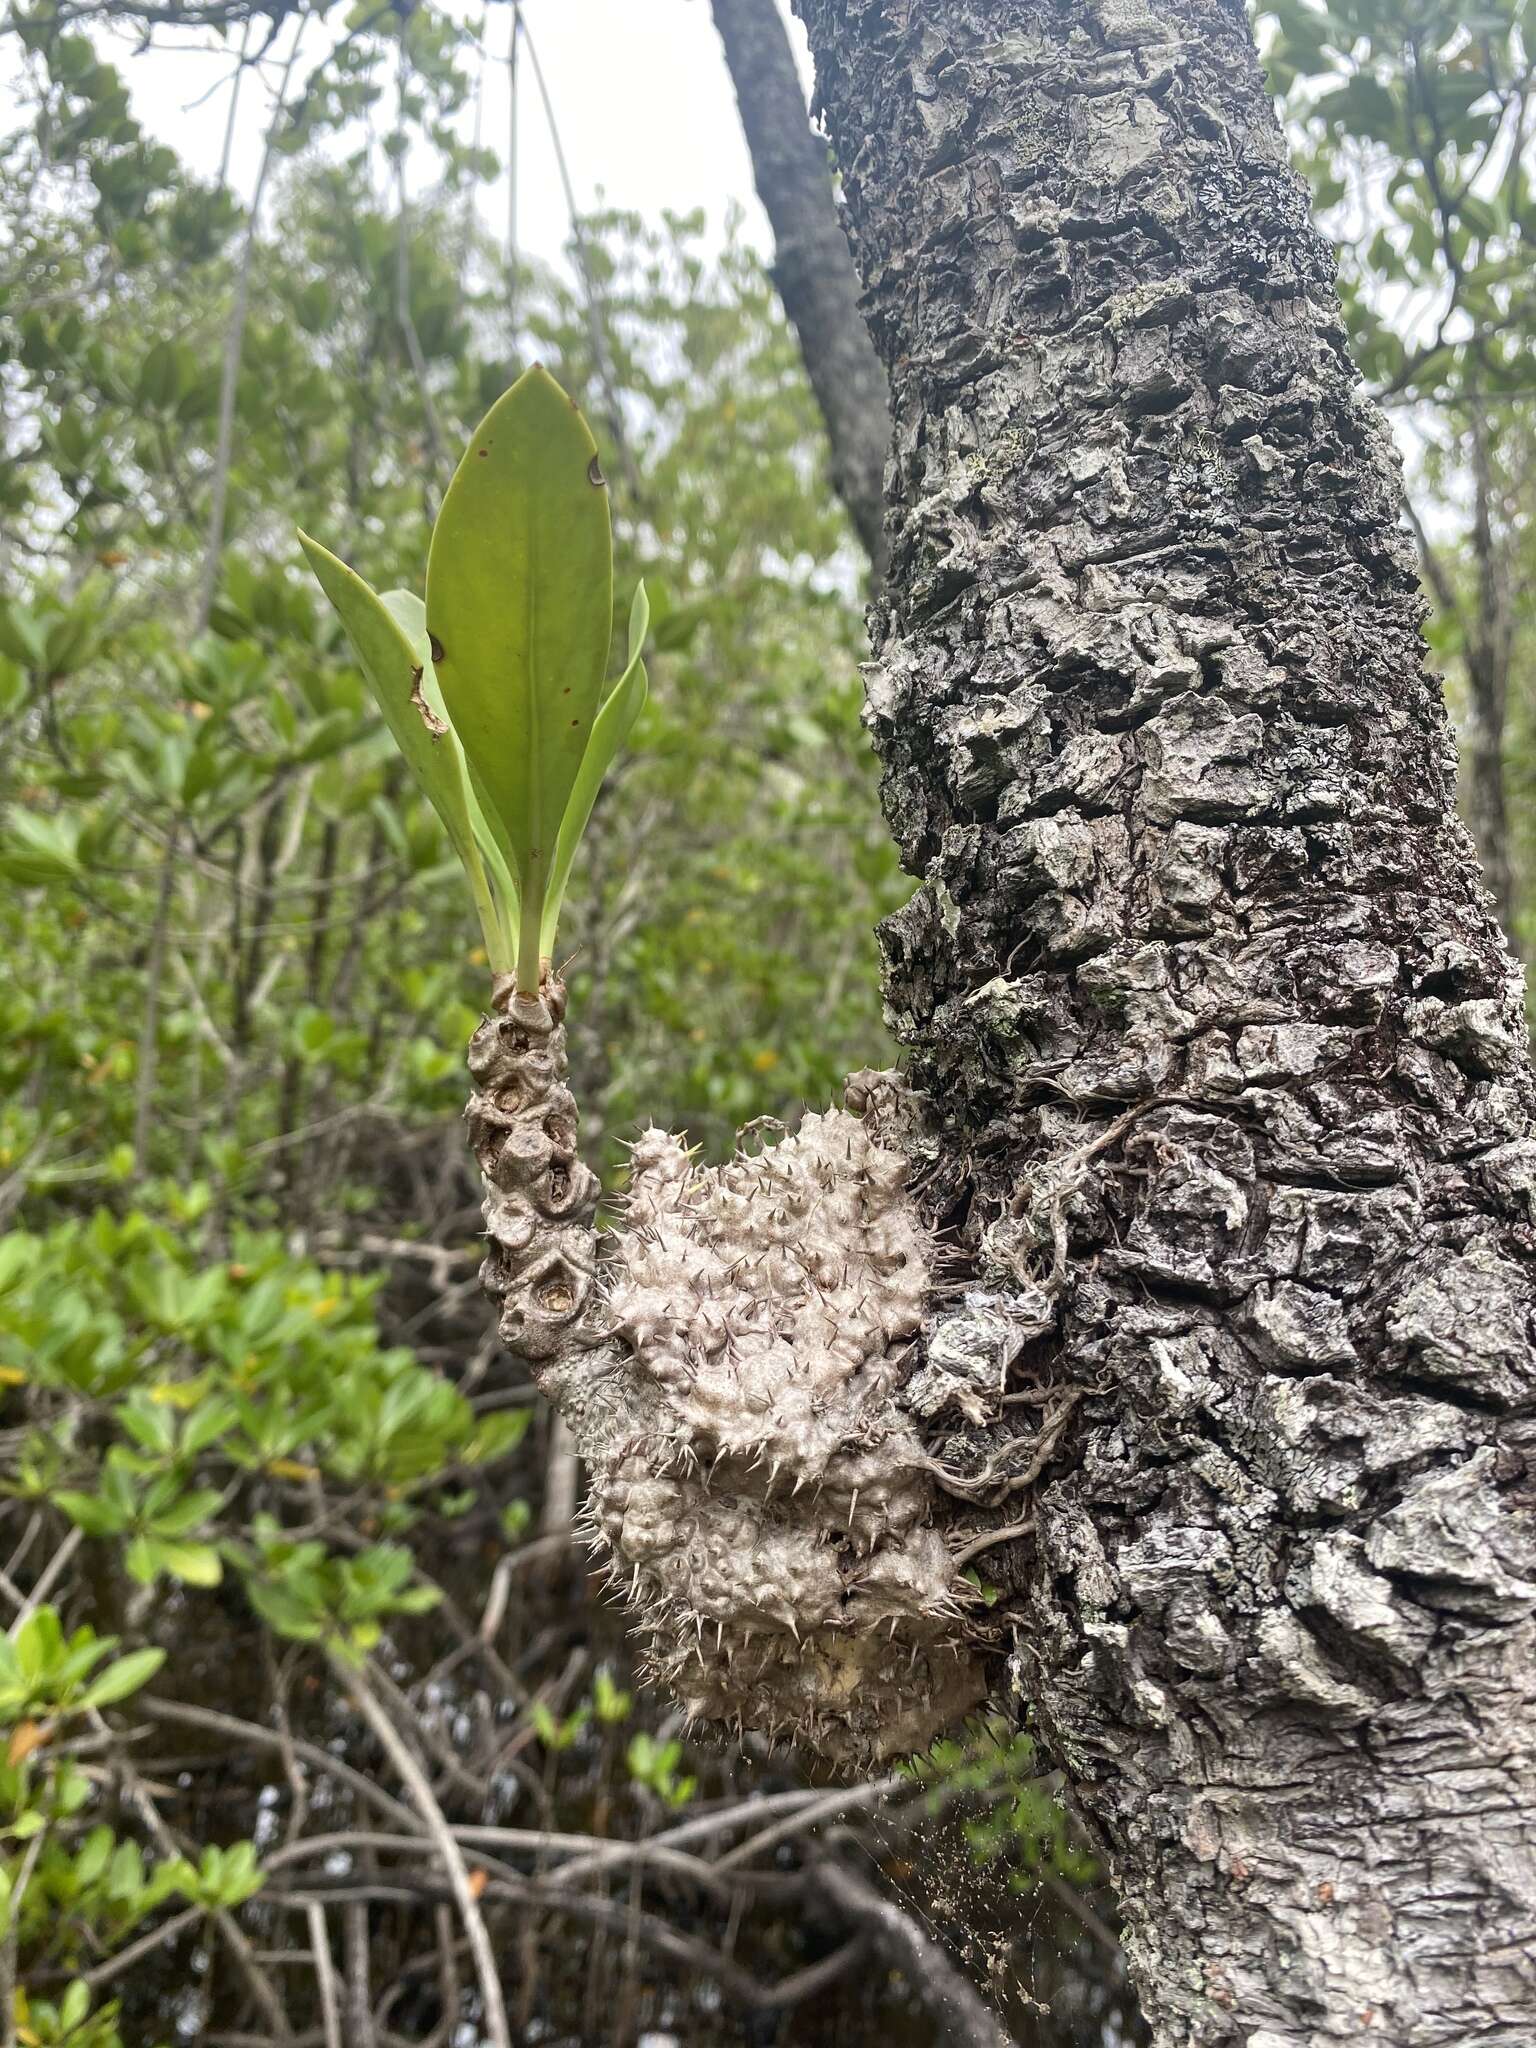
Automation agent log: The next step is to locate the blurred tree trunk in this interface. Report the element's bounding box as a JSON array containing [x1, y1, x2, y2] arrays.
[[710, 0, 890, 576], [1409, 408, 1522, 954], [1463, 413, 1520, 950], [793, 1, 1536, 2044]]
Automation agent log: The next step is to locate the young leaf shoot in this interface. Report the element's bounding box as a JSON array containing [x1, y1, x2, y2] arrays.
[[299, 366, 646, 993]]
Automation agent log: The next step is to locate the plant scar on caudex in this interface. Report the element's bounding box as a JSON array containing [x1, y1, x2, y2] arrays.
[[301, 369, 985, 1765]]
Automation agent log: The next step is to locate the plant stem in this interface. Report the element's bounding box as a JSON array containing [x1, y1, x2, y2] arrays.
[[132, 819, 181, 1175], [516, 875, 544, 995]]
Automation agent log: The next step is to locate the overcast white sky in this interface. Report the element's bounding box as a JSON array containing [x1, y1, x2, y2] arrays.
[[90, 0, 813, 270]]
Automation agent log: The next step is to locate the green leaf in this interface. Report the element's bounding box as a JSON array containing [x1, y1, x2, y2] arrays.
[[540, 580, 649, 954], [74, 1825, 114, 1885], [425, 365, 614, 988], [296, 534, 511, 970], [0, 809, 82, 886], [80, 1646, 166, 1708], [125, 1536, 220, 1587], [54, 1491, 126, 1538], [159, 1542, 223, 1588]]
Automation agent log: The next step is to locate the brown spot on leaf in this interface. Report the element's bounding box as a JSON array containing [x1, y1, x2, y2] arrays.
[[477, 448, 489, 458], [587, 454, 606, 488], [429, 632, 445, 664], [7, 1720, 48, 1767], [410, 666, 448, 739]]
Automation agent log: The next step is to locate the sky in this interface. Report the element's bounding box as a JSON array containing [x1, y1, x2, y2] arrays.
[[88, 0, 814, 271]]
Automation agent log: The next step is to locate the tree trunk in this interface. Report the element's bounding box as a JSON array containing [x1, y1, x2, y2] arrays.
[[710, 0, 891, 576], [1461, 412, 1519, 952], [791, 1, 1536, 2043]]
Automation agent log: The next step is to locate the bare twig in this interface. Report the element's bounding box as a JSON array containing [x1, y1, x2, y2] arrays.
[[81, 1905, 205, 1989], [344, 1901, 374, 2048], [0, 1832, 46, 2048], [544, 1782, 900, 1891], [811, 1855, 1017, 2048], [306, 1901, 343, 2048], [131, 824, 181, 1174], [194, 21, 302, 634], [713, 1776, 905, 1874], [330, 1656, 512, 2048], [393, 43, 448, 498], [14, 1525, 81, 1623], [139, 1695, 420, 1833]]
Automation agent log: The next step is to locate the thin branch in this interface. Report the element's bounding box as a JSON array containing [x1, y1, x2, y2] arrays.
[[713, 1776, 905, 1874], [194, 19, 303, 635], [329, 1655, 512, 2048], [516, 12, 640, 498], [344, 1901, 374, 2048], [544, 1777, 904, 1892], [0, 1833, 46, 2048], [306, 1901, 343, 2048], [393, 44, 448, 498], [81, 1905, 205, 1990], [14, 1525, 81, 1623], [810, 1855, 1016, 2048], [131, 824, 181, 1174], [138, 1695, 420, 1833]]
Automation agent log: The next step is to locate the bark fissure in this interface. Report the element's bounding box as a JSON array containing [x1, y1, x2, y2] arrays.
[[787, 1, 1536, 2043]]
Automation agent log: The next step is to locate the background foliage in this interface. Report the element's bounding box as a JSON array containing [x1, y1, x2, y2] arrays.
[[0, 0, 1530, 2044], [0, 6, 1131, 2045]]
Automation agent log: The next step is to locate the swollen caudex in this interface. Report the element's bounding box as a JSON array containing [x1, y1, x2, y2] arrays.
[[466, 980, 985, 1765]]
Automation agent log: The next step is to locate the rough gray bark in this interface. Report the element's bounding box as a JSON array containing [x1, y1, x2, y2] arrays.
[[710, 0, 891, 576], [786, 2, 1536, 2044]]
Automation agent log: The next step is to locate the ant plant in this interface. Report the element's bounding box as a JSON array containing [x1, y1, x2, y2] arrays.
[[301, 371, 985, 1769]]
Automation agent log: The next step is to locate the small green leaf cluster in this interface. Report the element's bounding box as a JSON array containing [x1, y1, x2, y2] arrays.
[[523, 1664, 636, 1754], [0, 1208, 527, 1620], [1261, 0, 1536, 399], [623, 1731, 697, 1811], [302, 366, 650, 993], [0, 1607, 164, 1725], [237, 1520, 440, 1661], [0, 1604, 242, 2048], [906, 1717, 1096, 1894]]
